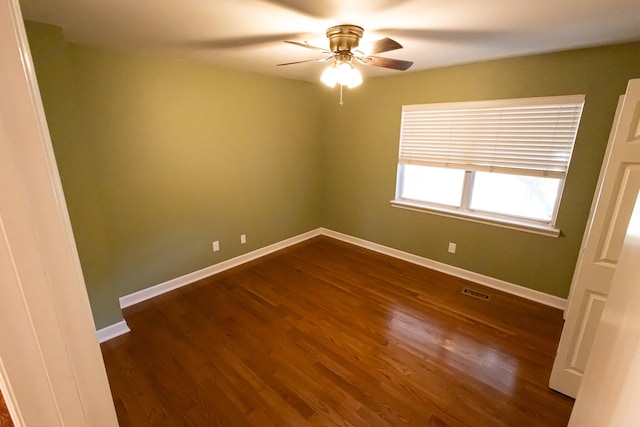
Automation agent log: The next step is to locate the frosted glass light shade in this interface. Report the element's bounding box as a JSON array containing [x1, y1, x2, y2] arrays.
[[346, 67, 362, 88], [320, 62, 362, 88], [320, 66, 337, 87]]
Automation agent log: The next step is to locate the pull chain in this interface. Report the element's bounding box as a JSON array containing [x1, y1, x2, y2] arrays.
[[339, 84, 344, 106]]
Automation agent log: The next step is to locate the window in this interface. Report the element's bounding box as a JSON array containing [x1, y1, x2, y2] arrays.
[[392, 95, 585, 236]]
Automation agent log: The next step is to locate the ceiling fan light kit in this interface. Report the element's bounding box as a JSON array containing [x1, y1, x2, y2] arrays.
[[320, 61, 363, 88], [278, 24, 413, 102]]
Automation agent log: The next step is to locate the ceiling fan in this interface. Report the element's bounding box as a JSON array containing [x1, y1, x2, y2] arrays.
[[277, 24, 413, 89]]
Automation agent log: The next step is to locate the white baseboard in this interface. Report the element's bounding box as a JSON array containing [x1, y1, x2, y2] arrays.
[[99, 227, 566, 342], [320, 228, 567, 310], [96, 320, 130, 343], [119, 228, 323, 309]]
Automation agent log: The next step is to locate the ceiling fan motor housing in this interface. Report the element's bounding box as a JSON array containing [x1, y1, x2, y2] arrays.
[[326, 25, 364, 53]]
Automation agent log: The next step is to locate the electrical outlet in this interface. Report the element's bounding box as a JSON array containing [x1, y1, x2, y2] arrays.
[[212, 241, 220, 252], [448, 242, 457, 254], [240, 234, 246, 244]]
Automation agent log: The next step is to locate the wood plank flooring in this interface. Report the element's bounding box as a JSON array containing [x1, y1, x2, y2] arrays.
[[0, 390, 13, 427], [101, 236, 574, 426]]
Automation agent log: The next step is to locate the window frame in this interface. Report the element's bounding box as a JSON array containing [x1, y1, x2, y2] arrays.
[[391, 95, 585, 237]]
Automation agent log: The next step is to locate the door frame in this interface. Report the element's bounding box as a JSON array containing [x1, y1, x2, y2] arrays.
[[0, 0, 118, 425]]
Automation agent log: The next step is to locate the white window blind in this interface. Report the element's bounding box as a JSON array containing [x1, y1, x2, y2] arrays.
[[398, 95, 585, 178]]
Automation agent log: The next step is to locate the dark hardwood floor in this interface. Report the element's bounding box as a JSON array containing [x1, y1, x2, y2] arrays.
[[101, 236, 574, 426], [0, 390, 13, 427]]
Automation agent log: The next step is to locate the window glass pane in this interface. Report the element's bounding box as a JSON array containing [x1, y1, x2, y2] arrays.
[[400, 165, 465, 207], [469, 172, 561, 221]]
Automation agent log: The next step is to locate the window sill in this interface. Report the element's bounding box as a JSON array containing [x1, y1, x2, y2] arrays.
[[390, 199, 561, 238]]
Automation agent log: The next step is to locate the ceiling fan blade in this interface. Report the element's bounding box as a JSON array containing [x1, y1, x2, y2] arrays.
[[376, 28, 504, 43], [360, 56, 413, 71], [284, 40, 332, 55], [276, 58, 330, 67], [182, 33, 314, 49], [260, 0, 337, 19], [357, 37, 403, 56]]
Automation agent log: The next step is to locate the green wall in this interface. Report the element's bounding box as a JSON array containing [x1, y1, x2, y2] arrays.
[[26, 22, 323, 328], [26, 22, 121, 327], [320, 42, 640, 298], [25, 20, 640, 328]]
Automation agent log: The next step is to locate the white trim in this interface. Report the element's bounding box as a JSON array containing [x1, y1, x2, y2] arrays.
[[391, 199, 561, 238], [96, 321, 130, 343], [320, 228, 567, 310], [102, 227, 566, 342], [119, 228, 323, 309]]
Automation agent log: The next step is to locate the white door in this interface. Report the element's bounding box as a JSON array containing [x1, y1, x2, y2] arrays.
[[568, 192, 640, 426], [550, 78, 640, 397]]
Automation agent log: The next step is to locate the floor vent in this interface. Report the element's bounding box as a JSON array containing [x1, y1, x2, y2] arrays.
[[462, 287, 490, 301]]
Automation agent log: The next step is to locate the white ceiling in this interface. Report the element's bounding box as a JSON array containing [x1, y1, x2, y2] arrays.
[[19, 0, 640, 82]]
